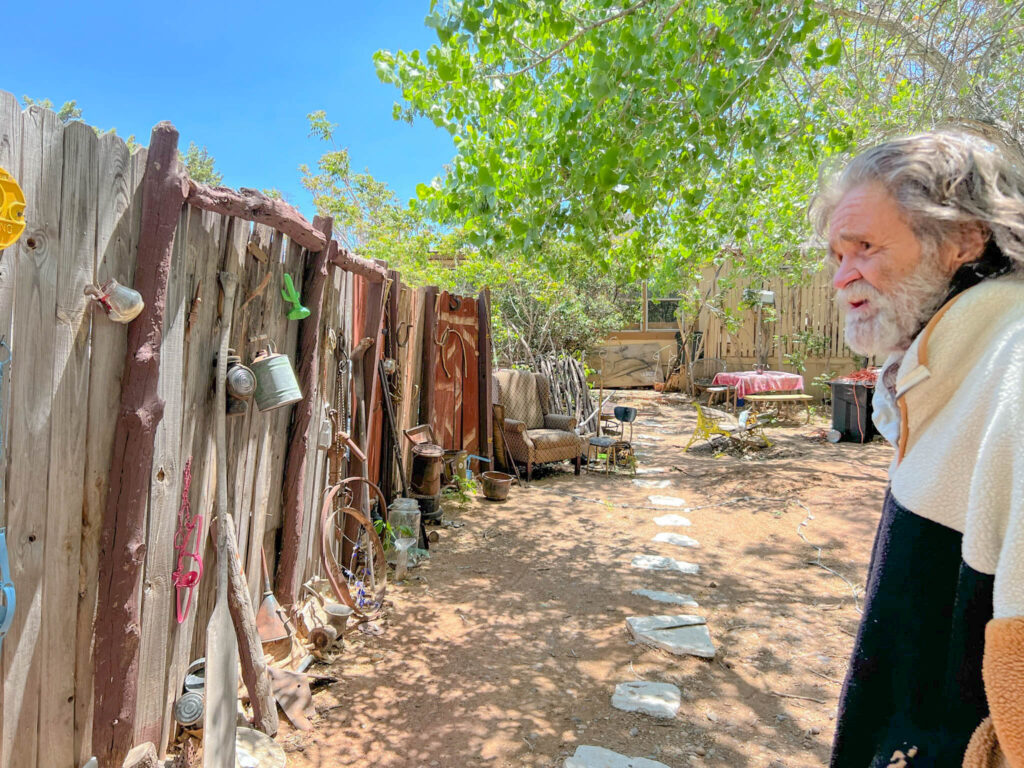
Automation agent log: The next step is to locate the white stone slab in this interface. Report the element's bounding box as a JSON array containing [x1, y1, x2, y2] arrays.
[[565, 745, 671, 768], [632, 589, 698, 607], [632, 478, 671, 488], [653, 532, 700, 549], [635, 467, 670, 475], [611, 681, 681, 718], [647, 495, 686, 507], [631, 555, 699, 574], [653, 514, 691, 527], [626, 617, 716, 659], [636, 434, 662, 441]]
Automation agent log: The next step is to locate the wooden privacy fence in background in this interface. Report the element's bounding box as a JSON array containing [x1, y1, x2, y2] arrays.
[[0, 92, 493, 768]]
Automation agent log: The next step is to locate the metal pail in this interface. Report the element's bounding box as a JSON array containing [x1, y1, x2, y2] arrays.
[[251, 345, 303, 411]]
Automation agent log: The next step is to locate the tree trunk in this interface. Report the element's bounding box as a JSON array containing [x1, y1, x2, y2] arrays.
[[92, 122, 187, 768]]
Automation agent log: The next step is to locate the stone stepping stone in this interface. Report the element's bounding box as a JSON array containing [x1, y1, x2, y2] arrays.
[[611, 681, 681, 719], [653, 532, 700, 549], [647, 495, 686, 507], [635, 420, 662, 427], [635, 433, 662, 441], [632, 478, 671, 489], [631, 555, 699, 574], [635, 467, 670, 475], [653, 514, 691, 527], [565, 745, 671, 768], [632, 588, 698, 607], [626, 615, 716, 659]]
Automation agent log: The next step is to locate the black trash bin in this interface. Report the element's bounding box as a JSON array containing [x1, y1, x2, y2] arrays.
[[830, 381, 877, 442]]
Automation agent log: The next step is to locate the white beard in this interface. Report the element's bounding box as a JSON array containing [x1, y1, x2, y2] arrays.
[[838, 259, 952, 357]]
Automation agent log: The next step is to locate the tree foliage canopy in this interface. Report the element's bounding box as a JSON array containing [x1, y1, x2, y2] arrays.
[[375, 0, 1024, 295], [302, 110, 631, 361]]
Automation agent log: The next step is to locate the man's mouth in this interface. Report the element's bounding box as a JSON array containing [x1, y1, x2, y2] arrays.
[[849, 299, 868, 310]]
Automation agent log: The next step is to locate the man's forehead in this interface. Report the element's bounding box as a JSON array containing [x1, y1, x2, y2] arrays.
[[828, 183, 899, 241]]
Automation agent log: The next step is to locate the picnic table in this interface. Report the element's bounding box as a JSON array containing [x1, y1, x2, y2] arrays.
[[711, 370, 805, 399]]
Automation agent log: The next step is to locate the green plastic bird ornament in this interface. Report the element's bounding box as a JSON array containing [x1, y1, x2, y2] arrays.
[[281, 274, 310, 320]]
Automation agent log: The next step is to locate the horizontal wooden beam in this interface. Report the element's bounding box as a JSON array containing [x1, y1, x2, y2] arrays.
[[184, 181, 327, 252], [329, 246, 388, 283]]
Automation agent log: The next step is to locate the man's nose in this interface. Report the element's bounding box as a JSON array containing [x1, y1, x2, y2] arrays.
[[833, 258, 862, 290]]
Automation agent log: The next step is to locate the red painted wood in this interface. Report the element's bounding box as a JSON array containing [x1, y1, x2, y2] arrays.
[[430, 292, 480, 459], [185, 181, 326, 253], [92, 122, 187, 768]]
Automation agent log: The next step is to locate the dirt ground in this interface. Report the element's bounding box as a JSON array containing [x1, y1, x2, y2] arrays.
[[278, 391, 891, 768]]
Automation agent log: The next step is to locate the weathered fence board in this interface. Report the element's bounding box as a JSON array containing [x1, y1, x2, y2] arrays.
[[39, 120, 97, 768], [2, 104, 64, 768], [0, 88, 23, 768], [134, 203, 190, 749], [75, 139, 145, 765], [0, 93, 495, 766]]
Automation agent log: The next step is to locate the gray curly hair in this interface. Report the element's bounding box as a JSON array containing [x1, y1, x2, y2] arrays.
[[810, 130, 1024, 269]]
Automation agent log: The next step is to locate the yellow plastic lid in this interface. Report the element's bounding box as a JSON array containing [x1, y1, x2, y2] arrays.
[[0, 168, 26, 249]]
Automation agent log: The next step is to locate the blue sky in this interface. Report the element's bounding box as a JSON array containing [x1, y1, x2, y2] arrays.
[[3, 0, 455, 218]]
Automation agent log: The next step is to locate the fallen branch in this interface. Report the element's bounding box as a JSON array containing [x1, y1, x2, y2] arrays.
[[770, 690, 826, 705], [795, 504, 863, 612]]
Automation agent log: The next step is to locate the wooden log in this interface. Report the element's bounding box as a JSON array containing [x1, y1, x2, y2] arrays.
[[329, 246, 388, 283], [184, 180, 326, 253], [221, 512, 278, 735], [93, 122, 187, 768], [276, 218, 334, 605]]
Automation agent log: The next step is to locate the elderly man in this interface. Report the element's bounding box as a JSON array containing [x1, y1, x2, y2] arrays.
[[811, 131, 1024, 767]]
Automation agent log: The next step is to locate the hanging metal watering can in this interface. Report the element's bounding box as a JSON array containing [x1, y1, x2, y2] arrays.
[[251, 342, 303, 411]]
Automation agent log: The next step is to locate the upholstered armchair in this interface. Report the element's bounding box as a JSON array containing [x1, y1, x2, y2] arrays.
[[494, 369, 584, 481]]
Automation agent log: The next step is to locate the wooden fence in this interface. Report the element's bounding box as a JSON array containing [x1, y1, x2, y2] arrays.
[[594, 266, 857, 390], [0, 92, 492, 768]]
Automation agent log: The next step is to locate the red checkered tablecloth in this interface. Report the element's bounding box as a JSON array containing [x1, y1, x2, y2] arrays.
[[710, 370, 805, 399]]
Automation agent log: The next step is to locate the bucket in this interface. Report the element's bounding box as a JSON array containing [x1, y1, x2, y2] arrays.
[[411, 492, 442, 522], [443, 449, 469, 484], [481, 471, 513, 501], [410, 443, 444, 496], [251, 344, 303, 411]]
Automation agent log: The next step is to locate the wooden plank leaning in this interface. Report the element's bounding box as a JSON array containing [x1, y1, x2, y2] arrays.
[[204, 270, 239, 768]]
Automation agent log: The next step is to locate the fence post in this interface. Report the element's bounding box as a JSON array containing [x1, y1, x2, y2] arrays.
[[276, 217, 333, 605], [92, 122, 187, 768]]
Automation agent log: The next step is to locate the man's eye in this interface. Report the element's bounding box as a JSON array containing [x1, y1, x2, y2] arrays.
[[860, 241, 871, 251]]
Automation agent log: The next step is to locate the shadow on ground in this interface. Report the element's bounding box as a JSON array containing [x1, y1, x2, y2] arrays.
[[279, 392, 890, 768]]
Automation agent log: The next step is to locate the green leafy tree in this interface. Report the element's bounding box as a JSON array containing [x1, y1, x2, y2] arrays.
[[22, 96, 83, 123], [21, 95, 142, 152], [181, 141, 223, 185], [302, 110, 629, 361], [375, 0, 1024, 293]]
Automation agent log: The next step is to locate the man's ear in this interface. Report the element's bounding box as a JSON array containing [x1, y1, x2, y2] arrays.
[[948, 222, 988, 270]]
